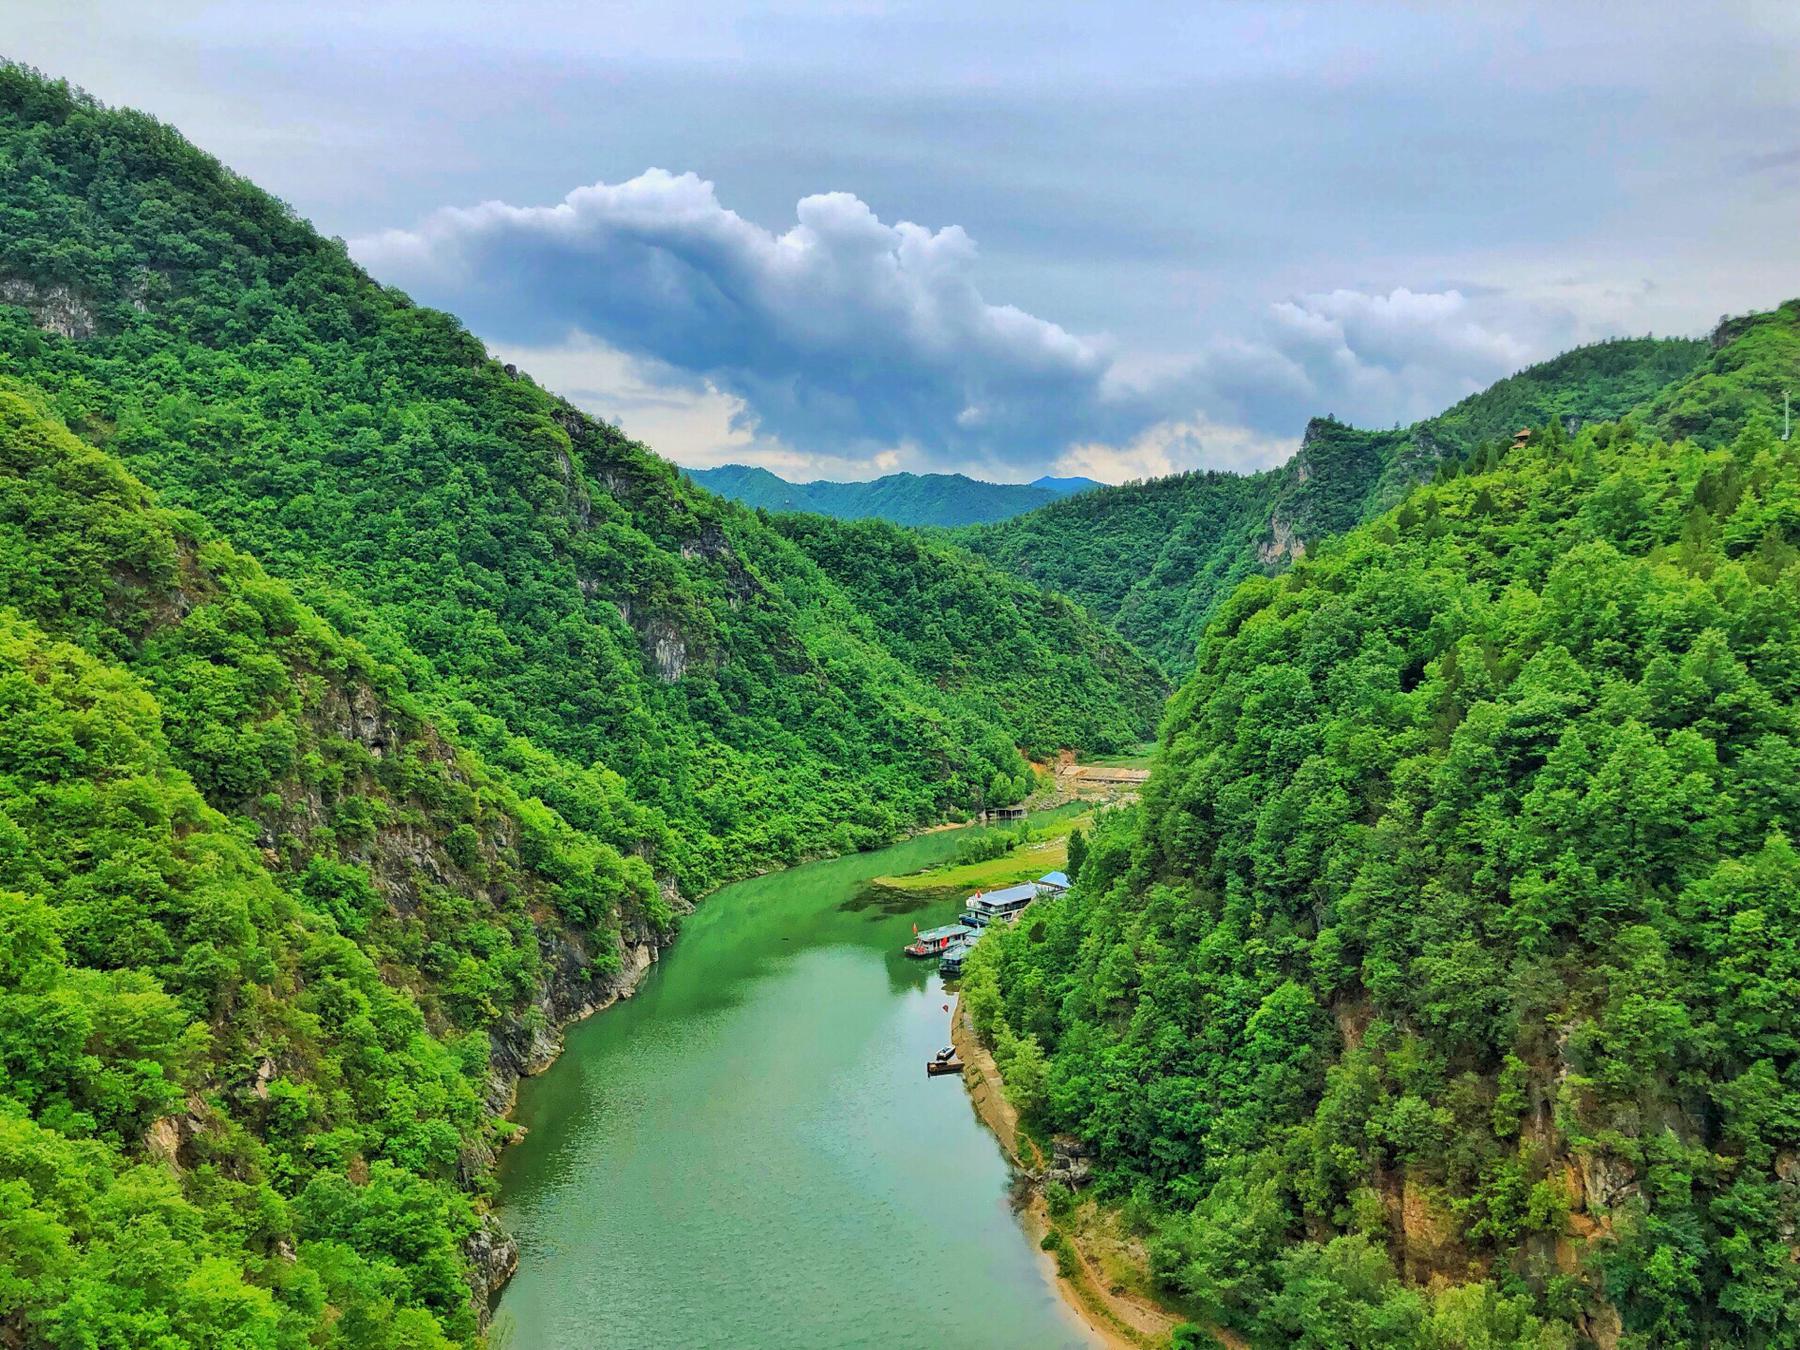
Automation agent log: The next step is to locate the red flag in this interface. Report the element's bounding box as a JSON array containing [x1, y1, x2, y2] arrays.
[[912, 922, 919, 934]]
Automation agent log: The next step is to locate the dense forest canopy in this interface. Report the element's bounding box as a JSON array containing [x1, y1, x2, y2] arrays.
[[965, 301, 1800, 1348], [959, 336, 1709, 673], [4, 51, 1797, 1350], [0, 380, 674, 1347]]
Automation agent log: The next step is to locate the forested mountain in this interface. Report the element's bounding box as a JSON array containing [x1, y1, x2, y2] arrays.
[[771, 513, 1166, 751], [686, 463, 1097, 527], [0, 65, 1166, 1347], [965, 301, 1800, 1347], [959, 336, 1708, 671], [0, 66, 1161, 895], [0, 381, 672, 1345]]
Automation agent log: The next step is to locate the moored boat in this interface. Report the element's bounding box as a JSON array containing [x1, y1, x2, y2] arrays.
[[905, 922, 973, 957]]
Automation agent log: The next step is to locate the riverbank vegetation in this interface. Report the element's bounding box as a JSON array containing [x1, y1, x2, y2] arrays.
[[877, 802, 1108, 892], [965, 302, 1800, 1348]]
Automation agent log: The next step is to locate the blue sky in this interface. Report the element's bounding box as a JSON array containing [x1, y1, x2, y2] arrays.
[[12, 1, 1797, 481]]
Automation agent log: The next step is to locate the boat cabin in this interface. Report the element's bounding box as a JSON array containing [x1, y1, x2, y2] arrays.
[[938, 940, 973, 976], [961, 882, 1038, 928], [905, 923, 973, 957]]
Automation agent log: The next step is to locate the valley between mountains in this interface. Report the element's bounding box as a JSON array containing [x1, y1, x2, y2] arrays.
[[4, 60, 1800, 1350]]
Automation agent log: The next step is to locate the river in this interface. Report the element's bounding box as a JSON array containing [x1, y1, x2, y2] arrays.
[[491, 821, 1095, 1349]]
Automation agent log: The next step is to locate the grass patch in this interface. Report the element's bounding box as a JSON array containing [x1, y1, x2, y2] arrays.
[[875, 806, 1093, 892], [1081, 742, 1156, 769]]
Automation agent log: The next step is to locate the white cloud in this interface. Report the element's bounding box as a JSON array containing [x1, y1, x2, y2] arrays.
[[1178, 284, 1609, 437], [358, 178, 1685, 483], [1055, 417, 1292, 483], [354, 171, 1142, 469]]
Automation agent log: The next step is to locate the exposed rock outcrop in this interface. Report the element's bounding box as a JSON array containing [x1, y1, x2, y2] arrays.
[[0, 276, 98, 339], [1258, 514, 1306, 566], [466, 1215, 521, 1309], [1046, 1135, 1094, 1190], [643, 618, 689, 683]]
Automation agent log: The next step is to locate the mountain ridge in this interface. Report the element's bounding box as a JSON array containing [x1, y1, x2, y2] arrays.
[[0, 62, 1165, 1348], [959, 334, 1711, 671], [685, 462, 1098, 526]]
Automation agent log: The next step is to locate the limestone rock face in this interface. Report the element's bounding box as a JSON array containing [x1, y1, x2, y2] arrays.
[[465, 1215, 521, 1309], [1258, 513, 1306, 566], [0, 277, 97, 339], [1576, 1149, 1640, 1214], [649, 623, 688, 682]]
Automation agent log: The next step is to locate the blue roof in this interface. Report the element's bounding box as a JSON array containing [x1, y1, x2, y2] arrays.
[[917, 924, 973, 942], [1039, 871, 1071, 887]]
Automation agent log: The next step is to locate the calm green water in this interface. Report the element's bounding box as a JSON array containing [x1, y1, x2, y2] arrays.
[[491, 825, 1093, 1350]]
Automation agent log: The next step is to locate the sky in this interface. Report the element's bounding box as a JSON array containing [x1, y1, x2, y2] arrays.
[[9, 1, 1798, 482]]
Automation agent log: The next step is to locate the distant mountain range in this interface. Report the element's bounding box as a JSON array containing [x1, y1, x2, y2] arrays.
[[683, 464, 1100, 527]]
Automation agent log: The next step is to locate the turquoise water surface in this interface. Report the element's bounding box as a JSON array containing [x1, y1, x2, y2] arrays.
[[492, 825, 1093, 1349]]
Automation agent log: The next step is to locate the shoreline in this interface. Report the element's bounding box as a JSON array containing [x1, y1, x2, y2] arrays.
[[951, 999, 1201, 1350], [492, 811, 983, 1116], [478, 812, 1105, 1328]]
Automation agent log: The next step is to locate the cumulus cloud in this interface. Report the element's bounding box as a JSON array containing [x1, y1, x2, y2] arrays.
[[355, 176, 1646, 481], [1186, 286, 1552, 436], [354, 171, 1147, 468]]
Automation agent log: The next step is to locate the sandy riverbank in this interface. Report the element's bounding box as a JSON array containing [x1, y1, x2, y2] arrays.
[[950, 1001, 1198, 1350]]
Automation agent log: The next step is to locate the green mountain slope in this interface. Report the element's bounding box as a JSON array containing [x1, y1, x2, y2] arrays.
[[0, 382, 678, 1346], [959, 336, 1709, 672], [685, 463, 1094, 526], [770, 514, 1168, 752], [965, 303, 1800, 1346], [0, 66, 1161, 895]]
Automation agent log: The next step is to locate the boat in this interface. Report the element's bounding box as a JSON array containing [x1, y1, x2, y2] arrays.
[[904, 922, 973, 957], [926, 1046, 964, 1076], [938, 939, 973, 976]]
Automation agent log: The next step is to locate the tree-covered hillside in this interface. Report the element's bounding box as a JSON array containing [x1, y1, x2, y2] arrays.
[[686, 463, 1094, 527], [771, 513, 1168, 752], [959, 336, 1708, 672], [0, 381, 679, 1346], [0, 65, 1162, 897], [965, 303, 1800, 1347]]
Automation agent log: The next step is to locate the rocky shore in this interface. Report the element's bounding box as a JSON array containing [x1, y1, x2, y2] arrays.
[[467, 880, 693, 1312]]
